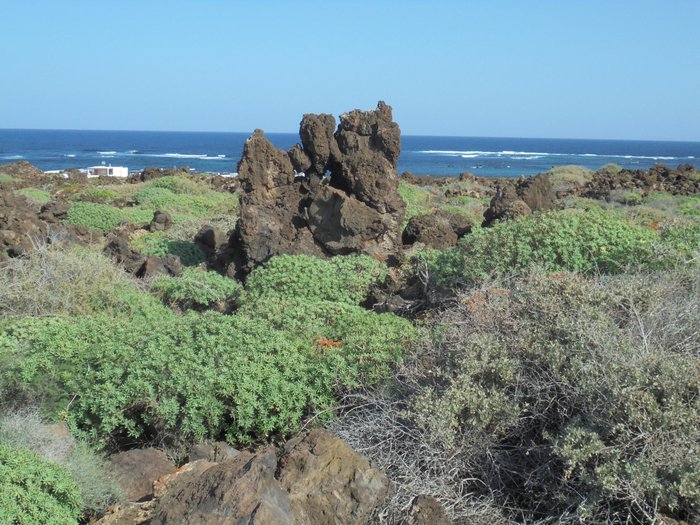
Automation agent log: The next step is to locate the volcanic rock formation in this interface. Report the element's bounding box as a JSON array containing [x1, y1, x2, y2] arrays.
[[231, 102, 405, 273]]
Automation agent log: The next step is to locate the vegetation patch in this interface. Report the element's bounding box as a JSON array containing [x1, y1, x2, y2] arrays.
[[0, 305, 416, 447], [16, 187, 51, 204], [0, 444, 83, 525], [130, 230, 206, 266], [65, 202, 125, 232], [426, 208, 667, 286], [151, 268, 242, 309], [242, 254, 388, 306]]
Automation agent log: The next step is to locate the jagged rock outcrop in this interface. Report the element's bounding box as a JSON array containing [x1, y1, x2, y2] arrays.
[[230, 102, 405, 273], [482, 174, 555, 226], [97, 430, 391, 525], [581, 163, 700, 199], [127, 167, 190, 184]]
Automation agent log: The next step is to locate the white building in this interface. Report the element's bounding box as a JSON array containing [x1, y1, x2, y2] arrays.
[[86, 165, 129, 178]]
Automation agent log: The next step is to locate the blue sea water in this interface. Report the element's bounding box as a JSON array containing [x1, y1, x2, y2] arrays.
[[0, 129, 698, 178]]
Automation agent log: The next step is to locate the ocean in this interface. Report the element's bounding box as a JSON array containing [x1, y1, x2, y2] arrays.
[[0, 129, 698, 178]]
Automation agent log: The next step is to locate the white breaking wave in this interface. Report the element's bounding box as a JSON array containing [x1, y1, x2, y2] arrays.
[[144, 153, 228, 161], [418, 150, 682, 161], [64, 154, 76, 158], [98, 151, 117, 155], [1, 155, 24, 159]]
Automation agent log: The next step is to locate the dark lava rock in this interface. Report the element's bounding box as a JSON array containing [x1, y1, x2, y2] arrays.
[[0, 192, 46, 258], [194, 225, 228, 254], [403, 213, 458, 249], [38, 200, 69, 223], [581, 163, 700, 199], [151, 448, 295, 525], [98, 430, 391, 525], [230, 102, 406, 273], [0, 160, 44, 180], [103, 234, 181, 277], [149, 210, 173, 232], [137, 255, 182, 279], [483, 182, 532, 226]]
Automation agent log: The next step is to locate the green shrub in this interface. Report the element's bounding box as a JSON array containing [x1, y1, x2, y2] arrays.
[[0, 410, 121, 517], [428, 209, 661, 286], [75, 187, 120, 203], [130, 231, 206, 266], [65, 202, 124, 232], [0, 444, 82, 524], [243, 254, 387, 307], [133, 186, 180, 209], [151, 268, 242, 309], [16, 188, 51, 205], [0, 173, 14, 183], [399, 181, 436, 223], [151, 175, 211, 196], [1, 303, 416, 447]]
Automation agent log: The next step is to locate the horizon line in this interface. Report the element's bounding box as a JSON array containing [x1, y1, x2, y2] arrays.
[[1, 127, 699, 145]]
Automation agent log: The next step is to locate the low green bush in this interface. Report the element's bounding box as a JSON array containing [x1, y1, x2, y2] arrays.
[[243, 254, 387, 306], [0, 444, 83, 524], [151, 268, 242, 309], [0, 173, 14, 183], [75, 187, 120, 203], [1, 303, 416, 447], [130, 231, 206, 266], [65, 202, 124, 232], [16, 188, 51, 205], [428, 209, 662, 286]]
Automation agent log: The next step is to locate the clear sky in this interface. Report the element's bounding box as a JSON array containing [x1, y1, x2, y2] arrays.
[[1, 0, 698, 140]]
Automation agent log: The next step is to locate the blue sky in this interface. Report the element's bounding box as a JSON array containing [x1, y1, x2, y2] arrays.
[[1, 1, 698, 140]]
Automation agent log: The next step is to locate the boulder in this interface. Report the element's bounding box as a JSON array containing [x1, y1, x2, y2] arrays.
[[581, 163, 700, 199], [195, 225, 228, 255], [137, 255, 182, 279], [150, 448, 295, 525], [482, 182, 532, 226], [279, 429, 392, 525], [149, 210, 173, 232], [103, 235, 147, 274], [403, 211, 472, 249], [106, 448, 176, 502], [403, 214, 457, 249]]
